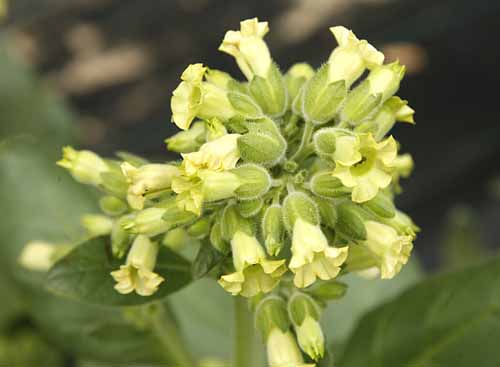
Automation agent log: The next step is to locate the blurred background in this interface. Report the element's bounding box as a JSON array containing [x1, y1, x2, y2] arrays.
[[1, 0, 499, 365]]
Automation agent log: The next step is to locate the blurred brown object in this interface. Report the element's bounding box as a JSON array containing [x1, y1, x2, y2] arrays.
[[381, 42, 428, 75]]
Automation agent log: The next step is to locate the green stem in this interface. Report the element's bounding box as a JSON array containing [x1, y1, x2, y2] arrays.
[[152, 305, 195, 367], [290, 120, 314, 162], [234, 296, 254, 367]]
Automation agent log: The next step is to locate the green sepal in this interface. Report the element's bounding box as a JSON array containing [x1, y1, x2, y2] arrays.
[[336, 202, 367, 241], [237, 198, 264, 218], [228, 91, 263, 119], [231, 163, 272, 200], [313, 197, 338, 229], [288, 292, 321, 326], [304, 280, 348, 302], [282, 191, 319, 231], [361, 191, 396, 218], [255, 295, 290, 341], [249, 63, 288, 117], [310, 171, 351, 198], [262, 204, 285, 256]]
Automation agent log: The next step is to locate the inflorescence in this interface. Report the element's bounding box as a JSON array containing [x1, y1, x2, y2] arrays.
[[23, 18, 419, 366]]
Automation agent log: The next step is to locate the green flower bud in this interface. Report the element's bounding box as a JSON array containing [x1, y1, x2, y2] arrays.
[[81, 214, 113, 237], [285, 63, 315, 105], [392, 153, 414, 178], [99, 196, 128, 216], [368, 61, 406, 102], [165, 120, 206, 153], [57, 146, 109, 186], [310, 171, 351, 198], [255, 295, 290, 341], [313, 127, 337, 158], [187, 217, 211, 239], [336, 202, 367, 241], [262, 204, 285, 256], [112, 215, 134, 258], [305, 280, 347, 301], [267, 329, 307, 367], [205, 117, 228, 141], [122, 207, 170, 237], [361, 191, 396, 218], [198, 170, 242, 202], [370, 96, 415, 140], [231, 163, 272, 200], [237, 118, 287, 167], [159, 197, 197, 227], [249, 63, 288, 117], [227, 91, 263, 119], [302, 64, 347, 125], [220, 204, 253, 241], [313, 197, 338, 229], [163, 228, 194, 251], [100, 161, 128, 198], [282, 191, 319, 231], [237, 197, 264, 218], [210, 221, 230, 254], [288, 292, 324, 361]]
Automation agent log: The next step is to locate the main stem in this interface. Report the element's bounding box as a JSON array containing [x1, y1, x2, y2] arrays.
[[234, 296, 254, 367], [153, 305, 195, 367]]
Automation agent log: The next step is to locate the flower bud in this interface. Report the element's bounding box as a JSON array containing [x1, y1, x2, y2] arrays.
[[248, 63, 288, 117], [255, 295, 290, 340], [122, 207, 170, 237], [122, 162, 180, 210], [112, 215, 133, 258], [220, 204, 253, 241], [267, 329, 309, 367], [219, 18, 272, 80], [361, 191, 396, 219], [328, 26, 384, 87], [313, 197, 338, 229], [285, 63, 315, 105], [370, 97, 415, 140], [99, 196, 128, 216], [81, 214, 113, 237], [165, 121, 206, 153], [57, 146, 108, 186], [392, 153, 414, 178], [336, 202, 367, 241], [261, 204, 285, 256], [237, 118, 287, 167], [367, 61, 406, 102], [205, 117, 228, 141], [187, 217, 211, 239], [210, 221, 230, 254], [302, 64, 347, 125], [288, 293, 324, 361], [227, 91, 263, 119], [111, 235, 164, 296], [231, 163, 272, 200], [160, 197, 197, 227], [237, 197, 264, 218], [18, 241, 58, 271], [305, 280, 347, 301], [282, 191, 319, 231], [310, 171, 350, 198], [198, 170, 242, 202]]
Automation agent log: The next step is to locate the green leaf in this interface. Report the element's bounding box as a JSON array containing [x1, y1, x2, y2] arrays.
[[47, 236, 192, 306], [339, 257, 500, 367]]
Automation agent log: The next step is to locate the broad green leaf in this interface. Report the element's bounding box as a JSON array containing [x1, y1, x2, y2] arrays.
[[47, 236, 192, 306], [339, 257, 500, 367], [191, 240, 225, 279]]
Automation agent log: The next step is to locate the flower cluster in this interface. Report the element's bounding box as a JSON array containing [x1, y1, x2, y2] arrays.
[[39, 18, 418, 366]]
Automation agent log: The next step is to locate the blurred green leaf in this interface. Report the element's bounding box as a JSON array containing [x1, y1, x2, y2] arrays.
[[47, 236, 192, 306], [339, 257, 500, 367]]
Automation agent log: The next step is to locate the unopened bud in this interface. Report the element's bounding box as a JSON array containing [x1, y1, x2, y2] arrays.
[[336, 202, 367, 240], [392, 153, 414, 178], [255, 296, 290, 341], [310, 171, 350, 198], [313, 197, 338, 229], [209, 221, 230, 254], [112, 215, 133, 258], [231, 163, 272, 200], [57, 146, 108, 186], [285, 63, 315, 104], [302, 64, 347, 125], [220, 204, 253, 241], [237, 197, 264, 218], [227, 91, 263, 119], [199, 170, 242, 202], [18, 241, 58, 271], [249, 63, 288, 117], [305, 280, 348, 301], [362, 191, 396, 218], [262, 204, 285, 256], [81, 214, 113, 237], [165, 121, 206, 153], [313, 127, 337, 158], [99, 196, 128, 216], [282, 191, 319, 231], [367, 61, 406, 102], [238, 119, 287, 167], [122, 208, 170, 237]]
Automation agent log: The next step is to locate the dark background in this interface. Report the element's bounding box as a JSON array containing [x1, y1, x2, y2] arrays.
[[4, 0, 500, 269]]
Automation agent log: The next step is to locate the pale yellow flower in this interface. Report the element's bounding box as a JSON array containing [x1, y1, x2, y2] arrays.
[[57, 146, 108, 186], [219, 18, 272, 80], [296, 315, 325, 361], [328, 26, 384, 87], [18, 241, 57, 271], [111, 235, 164, 296], [218, 231, 286, 297], [267, 329, 310, 367], [332, 133, 397, 203], [289, 218, 348, 288]]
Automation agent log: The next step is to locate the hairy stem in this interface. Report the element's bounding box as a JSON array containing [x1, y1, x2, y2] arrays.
[[153, 305, 195, 366], [234, 296, 254, 367]]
